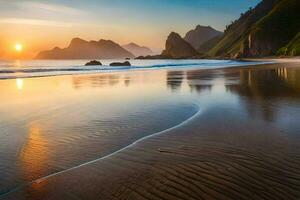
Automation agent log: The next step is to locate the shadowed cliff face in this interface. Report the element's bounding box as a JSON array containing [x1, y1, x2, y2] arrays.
[[161, 32, 200, 59], [36, 38, 134, 59], [184, 25, 222, 50]]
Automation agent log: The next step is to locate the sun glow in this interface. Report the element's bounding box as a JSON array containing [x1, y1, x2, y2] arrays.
[[15, 43, 23, 52]]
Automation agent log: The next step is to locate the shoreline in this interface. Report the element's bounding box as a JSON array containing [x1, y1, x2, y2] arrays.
[[0, 58, 292, 81], [2, 61, 300, 200]]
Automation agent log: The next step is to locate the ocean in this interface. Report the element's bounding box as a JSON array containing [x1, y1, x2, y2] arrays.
[[0, 59, 268, 79]]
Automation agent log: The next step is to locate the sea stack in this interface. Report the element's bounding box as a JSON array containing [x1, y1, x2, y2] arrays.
[[161, 32, 200, 59]]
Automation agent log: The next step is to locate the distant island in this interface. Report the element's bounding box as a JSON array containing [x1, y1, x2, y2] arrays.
[[122, 43, 153, 57], [36, 38, 150, 59]]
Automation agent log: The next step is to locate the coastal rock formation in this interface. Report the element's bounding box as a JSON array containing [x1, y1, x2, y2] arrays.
[[122, 43, 153, 57], [85, 60, 102, 66], [110, 61, 131, 66], [184, 25, 222, 49], [208, 0, 300, 58], [161, 32, 200, 59], [36, 38, 134, 59]]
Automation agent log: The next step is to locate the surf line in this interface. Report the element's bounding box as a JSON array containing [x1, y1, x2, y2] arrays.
[[0, 104, 202, 198]]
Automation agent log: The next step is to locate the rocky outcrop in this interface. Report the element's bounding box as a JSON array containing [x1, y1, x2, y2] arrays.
[[122, 43, 153, 57], [85, 60, 102, 66], [184, 25, 222, 49], [110, 61, 131, 66], [161, 32, 200, 59], [36, 38, 134, 59]]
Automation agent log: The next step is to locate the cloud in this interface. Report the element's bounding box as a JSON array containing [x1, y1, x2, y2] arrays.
[[17, 1, 86, 15], [0, 18, 80, 27], [0, 0, 86, 16], [0, 1, 88, 27]]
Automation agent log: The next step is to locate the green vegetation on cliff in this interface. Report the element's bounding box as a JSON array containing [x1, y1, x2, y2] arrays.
[[208, 0, 300, 58], [278, 33, 300, 56], [249, 0, 300, 56]]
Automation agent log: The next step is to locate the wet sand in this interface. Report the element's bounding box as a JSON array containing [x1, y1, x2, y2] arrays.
[[2, 62, 300, 200]]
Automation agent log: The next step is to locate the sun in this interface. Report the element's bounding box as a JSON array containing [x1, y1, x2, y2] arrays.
[[15, 43, 23, 52]]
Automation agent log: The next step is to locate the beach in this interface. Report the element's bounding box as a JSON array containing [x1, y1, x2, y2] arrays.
[[1, 60, 300, 200]]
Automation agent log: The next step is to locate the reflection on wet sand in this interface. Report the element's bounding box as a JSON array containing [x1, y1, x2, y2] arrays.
[[2, 63, 300, 200], [0, 69, 200, 196], [166, 71, 184, 92], [169, 65, 300, 122], [16, 79, 24, 91], [124, 77, 131, 87], [19, 123, 49, 181], [225, 67, 300, 121], [72, 74, 121, 89], [226, 67, 300, 98]]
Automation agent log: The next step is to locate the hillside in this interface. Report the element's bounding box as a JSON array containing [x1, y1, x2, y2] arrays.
[[198, 35, 223, 54], [208, 0, 300, 58], [247, 0, 300, 56], [278, 32, 300, 56]]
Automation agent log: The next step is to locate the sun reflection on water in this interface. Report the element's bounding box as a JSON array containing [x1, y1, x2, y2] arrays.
[[16, 79, 24, 90]]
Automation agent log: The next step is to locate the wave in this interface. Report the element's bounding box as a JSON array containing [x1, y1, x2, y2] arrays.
[[0, 60, 271, 79]]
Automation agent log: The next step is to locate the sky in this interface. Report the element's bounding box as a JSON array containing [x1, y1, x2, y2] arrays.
[[0, 0, 261, 59]]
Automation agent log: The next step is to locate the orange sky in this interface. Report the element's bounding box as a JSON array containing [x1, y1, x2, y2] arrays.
[[0, 23, 167, 59], [0, 0, 260, 59]]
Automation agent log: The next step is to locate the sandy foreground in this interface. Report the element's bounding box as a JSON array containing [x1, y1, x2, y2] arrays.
[[2, 61, 300, 200]]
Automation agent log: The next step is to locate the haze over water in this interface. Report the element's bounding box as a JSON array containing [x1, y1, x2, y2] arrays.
[[1, 60, 300, 197]]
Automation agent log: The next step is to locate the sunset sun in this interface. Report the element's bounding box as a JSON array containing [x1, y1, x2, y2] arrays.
[[15, 43, 23, 52]]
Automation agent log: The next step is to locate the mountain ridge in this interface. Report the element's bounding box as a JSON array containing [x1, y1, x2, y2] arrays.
[[36, 38, 134, 59], [122, 43, 153, 57], [184, 25, 223, 50]]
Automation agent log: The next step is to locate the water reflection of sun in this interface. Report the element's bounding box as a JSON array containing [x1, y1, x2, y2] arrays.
[[20, 123, 49, 181], [16, 79, 24, 90]]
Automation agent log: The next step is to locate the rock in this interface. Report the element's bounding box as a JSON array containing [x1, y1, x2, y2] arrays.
[[110, 61, 131, 66], [161, 32, 200, 59], [85, 60, 102, 66]]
